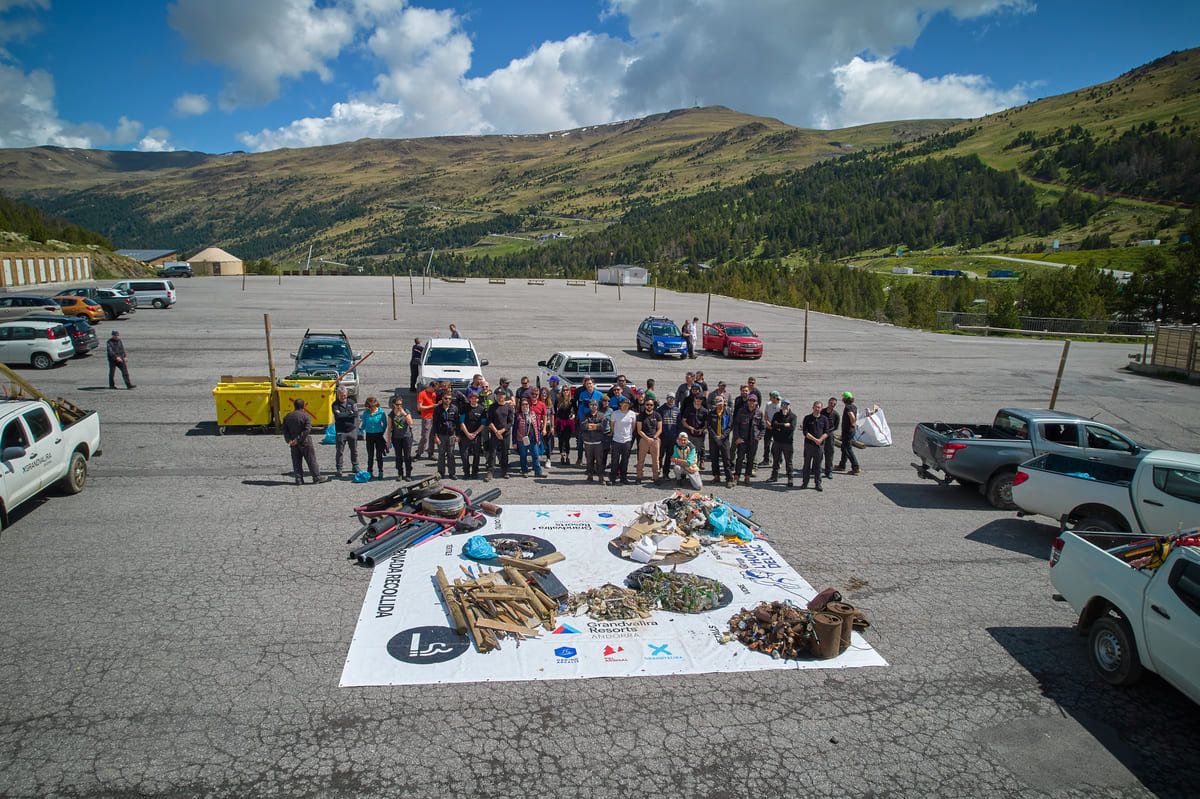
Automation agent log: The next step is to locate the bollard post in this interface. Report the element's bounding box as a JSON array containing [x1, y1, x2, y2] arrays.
[[653, 277, 657, 312], [706, 292, 711, 324], [803, 303, 809, 363], [1049, 340, 1070, 409], [392, 275, 397, 320], [409, 271, 415, 305]]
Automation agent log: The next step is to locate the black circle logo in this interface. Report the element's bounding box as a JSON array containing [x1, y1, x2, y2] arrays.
[[386, 626, 470, 665]]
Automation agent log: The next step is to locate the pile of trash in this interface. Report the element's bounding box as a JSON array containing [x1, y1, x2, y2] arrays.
[[612, 494, 767, 563], [566, 565, 728, 620], [726, 591, 870, 661]]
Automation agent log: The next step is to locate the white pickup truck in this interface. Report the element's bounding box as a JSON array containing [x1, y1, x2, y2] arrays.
[[1013, 450, 1200, 533], [0, 399, 101, 531], [1050, 530, 1200, 703]]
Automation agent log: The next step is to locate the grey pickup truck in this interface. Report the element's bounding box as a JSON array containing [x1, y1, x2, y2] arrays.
[[911, 408, 1147, 509]]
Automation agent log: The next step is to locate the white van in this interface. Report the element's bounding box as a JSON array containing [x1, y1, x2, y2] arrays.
[[111, 279, 177, 309], [0, 320, 75, 369], [417, 338, 488, 390]]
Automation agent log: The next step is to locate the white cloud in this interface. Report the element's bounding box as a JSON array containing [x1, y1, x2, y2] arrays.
[[136, 128, 176, 152], [168, 0, 358, 109], [173, 92, 210, 117], [232, 0, 1034, 151]]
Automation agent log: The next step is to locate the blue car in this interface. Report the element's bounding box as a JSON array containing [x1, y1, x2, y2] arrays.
[[636, 317, 687, 358]]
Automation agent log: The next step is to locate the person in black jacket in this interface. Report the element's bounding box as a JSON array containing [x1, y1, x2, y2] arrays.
[[432, 392, 459, 479], [707, 396, 734, 488], [732, 395, 765, 486], [801, 400, 830, 491], [331, 387, 360, 477], [486, 393, 515, 480], [821, 396, 841, 480], [282, 399, 327, 484], [767, 399, 798, 487], [459, 392, 488, 478], [106, 330, 135, 389], [409, 338, 424, 392]]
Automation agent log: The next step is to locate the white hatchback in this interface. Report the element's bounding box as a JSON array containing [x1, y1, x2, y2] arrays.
[[0, 320, 76, 369]]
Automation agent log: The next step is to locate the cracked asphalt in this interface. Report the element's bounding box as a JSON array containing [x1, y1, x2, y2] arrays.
[[1, 276, 1197, 798]]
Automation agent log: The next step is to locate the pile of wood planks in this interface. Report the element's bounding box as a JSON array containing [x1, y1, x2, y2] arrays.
[[435, 553, 566, 653]]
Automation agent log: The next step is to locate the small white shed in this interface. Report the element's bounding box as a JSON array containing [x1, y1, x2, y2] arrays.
[[597, 265, 648, 285]]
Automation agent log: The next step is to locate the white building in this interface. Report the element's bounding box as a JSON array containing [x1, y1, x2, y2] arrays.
[[597, 265, 648, 285]]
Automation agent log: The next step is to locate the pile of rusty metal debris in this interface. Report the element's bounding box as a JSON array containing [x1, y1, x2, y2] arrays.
[[727, 591, 870, 661]]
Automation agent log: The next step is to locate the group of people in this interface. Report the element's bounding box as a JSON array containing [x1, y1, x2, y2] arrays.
[[284, 359, 865, 489]]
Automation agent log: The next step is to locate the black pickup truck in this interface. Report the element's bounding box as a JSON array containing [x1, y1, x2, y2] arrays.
[[57, 287, 137, 320]]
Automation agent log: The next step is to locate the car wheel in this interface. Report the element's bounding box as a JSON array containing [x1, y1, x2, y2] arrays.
[[985, 470, 1017, 510], [1075, 516, 1120, 532], [1089, 615, 1144, 686], [153, 299, 165, 309], [723, 344, 730, 358], [636, 339, 643, 353], [31, 352, 54, 370], [60, 451, 87, 494], [105, 309, 117, 320]]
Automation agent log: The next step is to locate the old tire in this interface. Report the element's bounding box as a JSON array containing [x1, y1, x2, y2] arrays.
[[60, 451, 87, 494], [153, 299, 165, 309], [1076, 516, 1119, 532], [986, 470, 1017, 510], [1089, 615, 1144, 686], [31, 352, 54, 370]]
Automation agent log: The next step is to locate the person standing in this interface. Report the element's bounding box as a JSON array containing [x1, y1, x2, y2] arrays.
[[574, 377, 606, 465], [690, 317, 701, 359], [514, 397, 544, 478], [707, 396, 734, 488], [822, 396, 841, 480], [106, 330, 135, 389], [580, 398, 608, 483], [835, 391, 861, 475], [634, 397, 662, 483], [486, 389, 515, 480], [608, 396, 637, 485], [409, 338, 424, 392], [331, 387, 360, 477], [681, 319, 694, 359], [385, 395, 414, 480], [416, 382, 439, 460], [360, 396, 388, 478], [732, 395, 765, 486], [459, 392, 487, 479], [554, 387, 575, 464], [657, 393, 680, 476], [282, 399, 327, 484], [681, 392, 709, 469], [432, 392, 459, 479], [767, 399, 798, 487], [448, 324, 461, 339], [669, 432, 703, 489], [801, 400, 829, 491], [761, 391, 782, 468]]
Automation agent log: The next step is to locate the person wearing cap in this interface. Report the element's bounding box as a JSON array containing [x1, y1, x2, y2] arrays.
[[634, 396, 662, 484], [657, 393, 680, 476], [486, 385, 515, 480], [670, 432, 703, 489], [732, 393, 765, 486], [834, 391, 861, 474], [106, 330, 135, 389], [282, 398, 328, 484], [707, 380, 729, 409], [573, 377, 606, 465], [767, 399, 798, 487], [547, 374, 562, 409], [801, 400, 830, 491], [822, 397, 841, 480], [608, 395, 638, 485], [761, 391, 783, 469], [706, 395, 735, 487], [580, 397, 608, 482]]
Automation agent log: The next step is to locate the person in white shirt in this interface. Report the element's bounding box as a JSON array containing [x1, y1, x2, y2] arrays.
[[608, 396, 638, 485]]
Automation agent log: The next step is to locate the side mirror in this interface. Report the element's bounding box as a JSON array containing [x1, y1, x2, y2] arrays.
[[353, 353, 362, 359], [2, 445, 27, 461], [289, 353, 297, 359], [537, 361, 547, 367], [480, 359, 489, 367]]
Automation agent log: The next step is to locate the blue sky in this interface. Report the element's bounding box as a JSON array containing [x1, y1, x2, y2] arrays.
[[1, 1, 1196, 154]]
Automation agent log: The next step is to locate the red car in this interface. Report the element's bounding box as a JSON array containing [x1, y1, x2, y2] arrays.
[[702, 322, 763, 358]]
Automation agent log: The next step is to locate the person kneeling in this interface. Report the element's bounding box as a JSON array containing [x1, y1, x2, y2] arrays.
[[669, 432, 703, 490]]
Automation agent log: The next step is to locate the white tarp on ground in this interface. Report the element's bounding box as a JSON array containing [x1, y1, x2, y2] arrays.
[[340, 504, 886, 686]]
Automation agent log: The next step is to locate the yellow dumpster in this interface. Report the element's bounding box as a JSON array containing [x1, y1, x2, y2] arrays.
[[276, 379, 336, 426], [213, 382, 273, 431]]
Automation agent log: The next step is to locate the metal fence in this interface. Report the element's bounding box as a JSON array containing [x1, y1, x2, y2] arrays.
[[935, 311, 1154, 336]]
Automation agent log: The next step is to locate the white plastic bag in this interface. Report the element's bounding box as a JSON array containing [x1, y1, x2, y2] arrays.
[[856, 405, 892, 447]]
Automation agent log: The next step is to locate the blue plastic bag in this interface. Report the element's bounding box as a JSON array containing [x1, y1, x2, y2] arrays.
[[322, 424, 336, 444], [353, 470, 371, 483], [463, 535, 498, 561], [708, 504, 753, 541]]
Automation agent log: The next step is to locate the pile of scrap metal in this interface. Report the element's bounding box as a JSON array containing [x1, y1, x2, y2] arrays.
[[613, 494, 768, 562], [727, 591, 870, 661], [565, 565, 725, 620], [435, 555, 565, 653], [347, 477, 502, 566]]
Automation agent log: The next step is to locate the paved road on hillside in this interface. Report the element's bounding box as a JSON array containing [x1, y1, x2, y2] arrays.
[[0, 277, 1195, 798]]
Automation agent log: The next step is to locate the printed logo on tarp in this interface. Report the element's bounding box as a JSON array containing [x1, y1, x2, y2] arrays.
[[646, 643, 682, 661], [554, 646, 579, 664], [603, 645, 628, 662], [386, 626, 470, 665], [598, 512, 614, 518], [587, 619, 658, 639], [553, 623, 582, 634], [595, 523, 618, 530]]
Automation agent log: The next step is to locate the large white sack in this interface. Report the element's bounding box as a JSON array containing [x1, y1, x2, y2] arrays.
[[856, 406, 892, 447]]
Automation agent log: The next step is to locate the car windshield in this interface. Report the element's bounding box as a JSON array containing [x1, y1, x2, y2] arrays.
[[425, 347, 478, 367], [651, 323, 680, 337], [724, 325, 755, 337], [299, 341, 352, 360]]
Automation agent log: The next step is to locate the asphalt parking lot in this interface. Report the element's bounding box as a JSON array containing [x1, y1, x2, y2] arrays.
[[1, 275, 1197, 798]]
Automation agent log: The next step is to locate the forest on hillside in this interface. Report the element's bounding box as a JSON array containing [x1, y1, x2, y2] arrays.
[[0, 194, 112, 248]]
